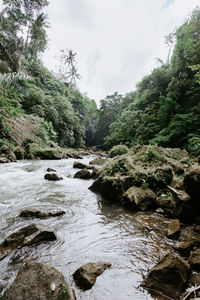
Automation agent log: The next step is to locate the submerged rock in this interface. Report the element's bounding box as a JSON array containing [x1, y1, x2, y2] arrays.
[[74, 169, 93, 179], [122, 187, 157, 211], [141, 252, 190, 299], [167, 219, 180, 238], [0, 224, 56, 260], [44, 173, 63, 181], [73, 262, 111, 290], [19, 209, 65, 219], [2, 262, 75, 300]]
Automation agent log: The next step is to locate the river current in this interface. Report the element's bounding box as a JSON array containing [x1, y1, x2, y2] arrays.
[[0, 156, 172, 299]]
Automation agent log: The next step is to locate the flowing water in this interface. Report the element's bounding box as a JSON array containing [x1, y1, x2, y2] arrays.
[[0, 157, 173, 300]]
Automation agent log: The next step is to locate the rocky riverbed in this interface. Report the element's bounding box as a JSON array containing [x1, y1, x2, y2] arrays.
[[0, 147, 200, 299]]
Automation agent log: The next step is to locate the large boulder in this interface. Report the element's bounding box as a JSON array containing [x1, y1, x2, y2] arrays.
[[19, 209, 65, 219], [73, 262, 111, 291], [122, 187, 157, 211], [0, 224, 56, 259], [2, 262, 75, 300], [141, 252, 190, 299], [26, 143, 63, 160]]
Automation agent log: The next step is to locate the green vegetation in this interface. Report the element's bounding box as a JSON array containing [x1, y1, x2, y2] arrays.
[[96, 8, 200, 157], [0, 2, 200, 156], [0, 0, 98, 150], [109, 144, 129, 158]]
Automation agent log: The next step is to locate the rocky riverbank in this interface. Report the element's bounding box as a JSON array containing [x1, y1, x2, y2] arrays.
[[89, 145, 200, 299]]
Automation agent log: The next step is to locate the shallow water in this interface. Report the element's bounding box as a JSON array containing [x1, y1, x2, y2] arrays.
[[0, 157, 172, 299]]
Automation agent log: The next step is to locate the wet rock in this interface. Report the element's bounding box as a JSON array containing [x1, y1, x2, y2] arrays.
[[89, 158, 107, 166], [189, 249, 200, 270], [44, 173, 63, 181], [47, 168, 56, 172], [74, 169, 94, 179], [141, 252, 190, 299], [167, 219, 180, 238], [14, 146, 24, 160], [19, 209, 65, 219], [73, 161, 92, 169], [0, 156, 10, 163], [90, 175, 137, 202], [122, 187, 157, 211], [174, 239, 200, 256], [2, 262, 75, 300], [0, 224, 56, 260], [73, 262, 111, 291]]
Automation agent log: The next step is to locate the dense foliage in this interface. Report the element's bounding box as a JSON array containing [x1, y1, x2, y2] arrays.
[[97, 8, 200, 156], [0, 0, 98, 148]]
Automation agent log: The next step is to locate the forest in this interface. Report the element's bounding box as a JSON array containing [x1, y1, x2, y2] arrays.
[[0, 0, 200, 157]]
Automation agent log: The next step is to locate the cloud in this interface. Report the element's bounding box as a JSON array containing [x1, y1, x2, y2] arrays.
[[87, 49, 102, 84], [42, 0, 200, 104], [64, 0, 95, 31]]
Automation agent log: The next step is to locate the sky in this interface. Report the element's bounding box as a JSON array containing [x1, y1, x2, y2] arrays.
[[1, 0, 200, 104]]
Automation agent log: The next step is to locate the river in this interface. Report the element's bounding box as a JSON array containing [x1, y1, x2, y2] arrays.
[[0, 156, 172, 299]]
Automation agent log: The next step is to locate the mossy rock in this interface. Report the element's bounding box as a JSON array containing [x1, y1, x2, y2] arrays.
[[2, 262, 75, 300]]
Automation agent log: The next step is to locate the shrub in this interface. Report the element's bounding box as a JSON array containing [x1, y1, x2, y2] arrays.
[[187, 136, 200, 157], [109, 144, 129, 158]]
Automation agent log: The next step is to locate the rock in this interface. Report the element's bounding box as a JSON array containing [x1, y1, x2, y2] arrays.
[[74, 169, 93, 179], [0, 224, 56, 260], [19, 209, 65, 219], [36, 149, 62, 160], [2, 262, 75, 300], [122, 187, 157, 211], [47, 168, 56, 172], [14, 146, 24, 160], [44, 173, 63, 181], [73, 161, 92, 169], [89, 158, 107, 166], [141, 252, 190, 299], [0, 156, 10, 163], [156, 207, 164, 214], [26, 143, 62, 160], [167, 219, 180, 238], [174, 239, 200, 256], [156, 192, 176, 210], [73, 262, 111, 291], [189, 249, 200, 270], [184, 168, 200, 198]]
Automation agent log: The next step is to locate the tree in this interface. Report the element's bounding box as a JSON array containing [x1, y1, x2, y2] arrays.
[[57, 49, 81, 88]]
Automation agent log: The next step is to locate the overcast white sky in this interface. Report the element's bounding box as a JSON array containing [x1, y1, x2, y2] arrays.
[[1, 0, 200, 103]]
